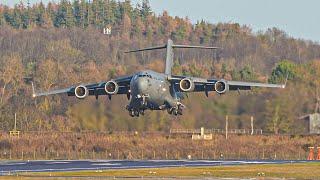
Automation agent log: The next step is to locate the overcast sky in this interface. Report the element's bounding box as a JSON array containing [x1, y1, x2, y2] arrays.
[[3, 0, 319, 43]]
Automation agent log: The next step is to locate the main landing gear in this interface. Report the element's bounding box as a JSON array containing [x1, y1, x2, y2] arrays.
[[167, 103, 184, 116], [128, 109, 145, 117]]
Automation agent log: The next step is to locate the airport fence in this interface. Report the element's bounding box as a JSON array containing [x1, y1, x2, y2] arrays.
[[0, 147, 309, 161], [0, 131, 315, 161]]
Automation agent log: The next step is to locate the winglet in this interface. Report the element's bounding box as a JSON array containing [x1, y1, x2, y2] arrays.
[[282, 73, 289, 89], [31, 82, 37, 98]]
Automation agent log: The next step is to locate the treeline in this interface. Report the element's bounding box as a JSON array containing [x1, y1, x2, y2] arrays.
[[1, 0, 320, 70], [0, 1, 320, 134]]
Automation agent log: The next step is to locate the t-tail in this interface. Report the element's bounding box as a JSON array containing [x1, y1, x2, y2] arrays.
[[124, 39, 219, 75]]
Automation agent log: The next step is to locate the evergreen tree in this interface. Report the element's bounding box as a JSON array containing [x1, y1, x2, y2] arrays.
[[104, 0, 116, 25], [54, 0, 74, 28], [239, 65, 257, 81], [96, 0, 106, 28], [54, 0, 68, 27], [269, 60, 297, 83], [79, 0, 88, 28], [3, 6, 14, 27], [35, 2, 45, 26], [91, 0, 99, 26], [46, 2, 55, 26], [114, 1, 122, 23], [86, 0, 97, 26], [120, 0, 132, 19], [65, 1, 75, 27], [73, 0, 82, 27], [12, 4, 22, 28], [140, 0, 151, 19], [172, 22, 186, 41]]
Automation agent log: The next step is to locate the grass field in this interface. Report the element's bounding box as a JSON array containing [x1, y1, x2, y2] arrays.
[[2, 162, 320, 179]]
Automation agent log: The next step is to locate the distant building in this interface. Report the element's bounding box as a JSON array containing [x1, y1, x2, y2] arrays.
[[103, 27, 112, 35], [299, 113, 320, 134]]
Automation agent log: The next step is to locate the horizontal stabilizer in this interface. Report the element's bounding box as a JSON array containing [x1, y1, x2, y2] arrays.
[[124, 44, 219, 53], [124, 45, 167, 53], [172, 45, 219, 49]]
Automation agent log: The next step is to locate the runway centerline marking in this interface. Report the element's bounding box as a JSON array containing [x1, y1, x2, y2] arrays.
[[45, 162, 71, 164], [91, 163, 121, 166], [2, 163, 26, 166]]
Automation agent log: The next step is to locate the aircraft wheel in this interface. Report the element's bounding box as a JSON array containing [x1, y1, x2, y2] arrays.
[[173, 109, 178, 116], [134, 111, 139, 117], [177, 108, 183, 115], [129, 110, 135, 117]]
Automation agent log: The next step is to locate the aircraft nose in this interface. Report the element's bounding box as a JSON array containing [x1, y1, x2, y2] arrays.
[[136, 77, 148, 92]]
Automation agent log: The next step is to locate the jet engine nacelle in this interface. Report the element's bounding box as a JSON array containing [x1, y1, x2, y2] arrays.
[[179, 78, 195, 92], [75, 85, 89, 99], [214, 80, 229, 94], [105, 80, 119, 95]]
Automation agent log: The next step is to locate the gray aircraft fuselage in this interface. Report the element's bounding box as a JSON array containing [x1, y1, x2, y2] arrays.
[[127, 70, 181, 114]]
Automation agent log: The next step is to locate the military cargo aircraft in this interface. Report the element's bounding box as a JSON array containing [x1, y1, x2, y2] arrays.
[[32, 39, 286, 117]]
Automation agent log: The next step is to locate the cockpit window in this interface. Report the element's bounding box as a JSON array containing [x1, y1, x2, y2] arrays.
[[138, 74, 152, 78]]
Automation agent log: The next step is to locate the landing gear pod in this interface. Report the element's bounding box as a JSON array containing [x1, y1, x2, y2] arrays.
[[105, 80, 119, 95], [215, 80, 228, 94], [179, 78, 195, 92], [75, 85, 89, 99]]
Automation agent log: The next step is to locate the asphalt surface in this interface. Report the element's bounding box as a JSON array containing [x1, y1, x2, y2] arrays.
[[0, 159, 309, 175]]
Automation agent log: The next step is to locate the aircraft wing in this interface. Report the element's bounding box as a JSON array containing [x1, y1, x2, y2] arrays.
[[226, 80, 285, 90], [169, 75, 286, 94], [32, 75, 132, 98]]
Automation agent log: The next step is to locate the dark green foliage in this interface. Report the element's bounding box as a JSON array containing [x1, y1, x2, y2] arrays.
[[72, 0, 81, 26], [140, 0, 151, 18], [239, 65, 257, 81], [3, 6, 18, 28], [54, 0, 74, 27], [35, 2, 46, 26], [269, 60, 297, 83]]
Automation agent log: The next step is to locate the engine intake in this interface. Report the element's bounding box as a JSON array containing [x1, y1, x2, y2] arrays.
[[179, 78, 195, 92], [105, 80, 119, 95], [75, 85, 89, 99], [215, 80, 228, 94]]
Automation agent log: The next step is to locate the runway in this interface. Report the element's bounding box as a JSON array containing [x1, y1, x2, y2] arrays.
[[0, 159, 308, 175]]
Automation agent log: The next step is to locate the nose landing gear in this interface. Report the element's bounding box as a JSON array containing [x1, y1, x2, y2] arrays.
[[167, 103, 184, 116], [129, 110, 139, 117], [167, 108, 182, 116], [127, 106, 145, 117]]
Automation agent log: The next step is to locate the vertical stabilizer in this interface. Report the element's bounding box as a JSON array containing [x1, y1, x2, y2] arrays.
[[165, 39, 174, 75]]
